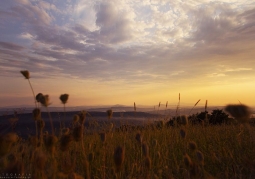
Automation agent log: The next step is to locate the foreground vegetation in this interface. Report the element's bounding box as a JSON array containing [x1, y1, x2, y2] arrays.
[[0, 70, 254, 179]]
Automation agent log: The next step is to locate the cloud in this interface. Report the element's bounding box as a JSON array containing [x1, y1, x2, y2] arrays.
[[0, 41, 25, 51]]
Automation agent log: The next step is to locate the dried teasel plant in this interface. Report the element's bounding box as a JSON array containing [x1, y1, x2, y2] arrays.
[[106, 109, 113, 119], [114, 146, 125, 173], [60, 94, 69, 128], [20, 70, 37, 108], [225, 104, 251, 123]]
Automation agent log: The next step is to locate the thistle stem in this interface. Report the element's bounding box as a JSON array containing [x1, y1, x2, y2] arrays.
[[46, 107, 54, 136], [28, 79, 37, 108]]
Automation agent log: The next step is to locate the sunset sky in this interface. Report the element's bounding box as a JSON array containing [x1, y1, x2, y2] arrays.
[[0, 0, 255, 108]]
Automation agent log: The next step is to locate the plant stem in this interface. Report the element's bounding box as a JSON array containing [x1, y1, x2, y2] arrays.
[[28, 79, 37, 108], [46, 107, 54, 136]]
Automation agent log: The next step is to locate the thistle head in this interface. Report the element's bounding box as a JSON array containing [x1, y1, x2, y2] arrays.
[[60, 134, 73, 152], [39, 95, 50, 107], [60, 94, 69, 104], [73, 126, 83, 142], [20, 70, 30, 79], [36, 93, 43, 103], [99, 132, 106, 143], [135, 132, 143, 144], [106, 109, 113, 119], [180, 128, 186, 139], [188, 141, 197, 152], [33, 108, 41, 121], [225, 104, 251, 123], [113, 146, 125, 172]]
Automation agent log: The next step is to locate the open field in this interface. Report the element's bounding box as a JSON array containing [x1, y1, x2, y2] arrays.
[[0, 109, 255, 179]]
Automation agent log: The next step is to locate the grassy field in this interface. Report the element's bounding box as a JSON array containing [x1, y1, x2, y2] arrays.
[[1, 70, 254, 179], [0, 115, 255, 179]]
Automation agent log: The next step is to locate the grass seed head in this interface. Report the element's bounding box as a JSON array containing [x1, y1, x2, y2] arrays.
[[60, 94, 69, 104], [20, 70, 30, 79], [114, 146, 125, 172]]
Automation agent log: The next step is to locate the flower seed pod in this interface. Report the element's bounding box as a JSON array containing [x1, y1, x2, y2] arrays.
[[180, 128, 186, 139], [114, 146, 125, 172], [36, 93, 43, 103], [20, 70, 30, 79], [196, 150, 204, 166], [33, 108, 41, 121], [73, 126, 82, 142], [79, 110, 86, 124], [73, 115, 79, 123], [99, 133, 106, 143], [188, 141, 197, 152], [225, 104, 251, 123], [39, 95, 50, 107], [106, 109, 113, 119], [183, 153, 193, 168], [135, 132, 143, 145], [60, 94, 69, 104], [60, 134, 73, 152]]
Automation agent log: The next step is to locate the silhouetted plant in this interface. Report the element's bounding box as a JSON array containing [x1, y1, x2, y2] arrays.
[[209, 109, 229, 125]]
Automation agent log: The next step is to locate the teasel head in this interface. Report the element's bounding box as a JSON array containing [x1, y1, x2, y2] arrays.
[[114, 146, 125, 173], [73, 126, 82, 142], [135, 132, 143, 145], [36, 93, 43, 103], [62, 128, 70, 135], [33, 108, 41, 121], [39, 95, 51, 107], [142, 142, 149, 157], [106, 109, 113, 119], [99, 132, 106, 143], [44, 135, 58, 155], [180, 115, 188, 126], [73, 115, 79, 124], [60, 133, 73, 152], [183, 153, 193, 168], [79, 110, 86, 124], [225, 104, 251, 123], [60, 94, 69, 104], [188, 141, 197, 152], [180, 128, 186, 139], [196, 150, 204, 166], [20, 70, 30, 79], [144, 156, 152, 170]]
